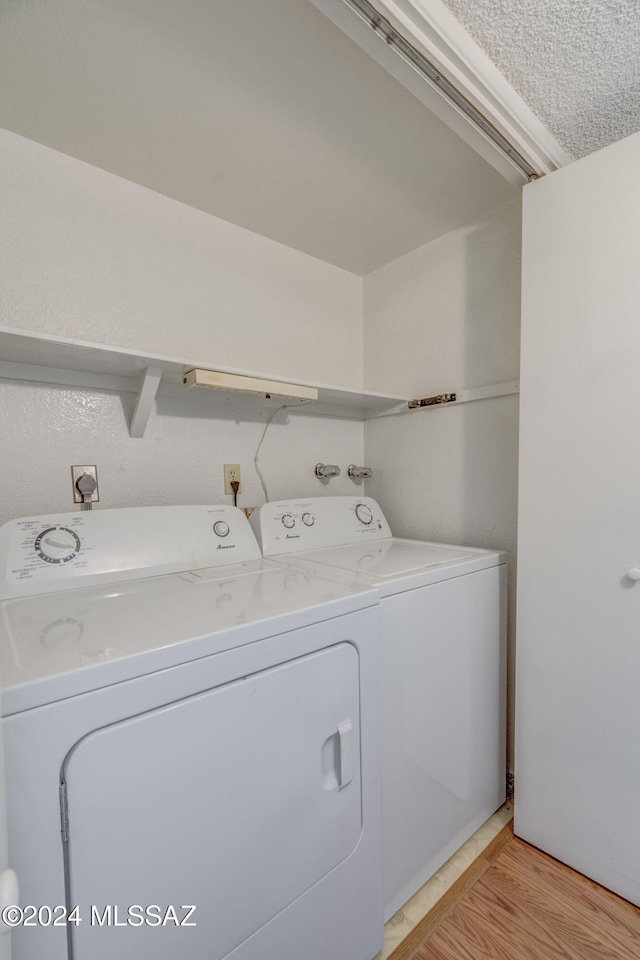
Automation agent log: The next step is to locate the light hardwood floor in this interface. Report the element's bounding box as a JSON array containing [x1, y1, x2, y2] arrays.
[[409, 837, 640, 960]]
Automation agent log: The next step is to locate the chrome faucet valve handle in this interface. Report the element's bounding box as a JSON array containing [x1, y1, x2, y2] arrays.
[[347, 465, 373, 479], [315, 463, 341, 479]]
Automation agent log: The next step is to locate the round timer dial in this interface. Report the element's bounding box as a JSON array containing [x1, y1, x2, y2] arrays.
[[355, 503, 373, 525], [34, 526, 81, 564]]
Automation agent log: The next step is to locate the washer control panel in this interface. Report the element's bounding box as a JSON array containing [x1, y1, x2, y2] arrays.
[[0, 505, 262, 599], [251, 497, 392, 556]]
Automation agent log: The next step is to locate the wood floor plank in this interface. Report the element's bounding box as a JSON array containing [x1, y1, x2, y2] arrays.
[[413, 898, 538, 960], [429, 883, 579, 960], [578, 883, 640, 940], [484, 850, 640, 959], [411, 940, 451, 960], [475, 868, 623, 960], [499, 840, 602, 899], [498, 841, 640, 954], [406, 837, 640, 960]]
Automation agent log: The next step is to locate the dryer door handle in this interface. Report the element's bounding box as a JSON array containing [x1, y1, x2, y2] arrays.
[[337, 720, 353, 789]]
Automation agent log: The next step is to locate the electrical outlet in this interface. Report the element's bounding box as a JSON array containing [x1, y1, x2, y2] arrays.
[[224, 464, 241, 495], [71, 465, 99, 504]]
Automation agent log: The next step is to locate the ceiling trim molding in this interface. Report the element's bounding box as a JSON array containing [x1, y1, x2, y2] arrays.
[[380, 0, 572, 173], [311, 0, 572, 182]]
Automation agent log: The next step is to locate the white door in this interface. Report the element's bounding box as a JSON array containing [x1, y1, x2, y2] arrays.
[[516, 130, 640, 905]]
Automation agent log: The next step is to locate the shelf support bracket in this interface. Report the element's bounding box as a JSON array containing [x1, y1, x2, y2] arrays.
[[408, 393, 456, 409], [408, 380, 519, 411], [129, 367, 162, 438]]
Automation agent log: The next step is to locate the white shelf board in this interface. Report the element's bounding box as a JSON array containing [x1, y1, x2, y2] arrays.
[[0, 326, 409, 431]]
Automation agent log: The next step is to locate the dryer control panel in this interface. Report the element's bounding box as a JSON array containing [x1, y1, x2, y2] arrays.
[[251, 497, 392, 556], [0, 505, 262, 599]]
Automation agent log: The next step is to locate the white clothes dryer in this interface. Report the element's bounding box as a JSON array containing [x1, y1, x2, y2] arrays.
[[0, 505, 382, 960], [251, 496, 507, 920]]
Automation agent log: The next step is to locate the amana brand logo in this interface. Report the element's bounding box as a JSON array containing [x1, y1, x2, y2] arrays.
[[285, 534, 300, 539], [217, 543, 235, 550]]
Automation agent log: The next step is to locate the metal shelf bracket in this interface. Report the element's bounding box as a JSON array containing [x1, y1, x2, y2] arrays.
[[408, 380, 519, 411]]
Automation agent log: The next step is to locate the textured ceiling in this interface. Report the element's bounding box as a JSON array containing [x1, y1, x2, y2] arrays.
[[440, 0, 640, 159]]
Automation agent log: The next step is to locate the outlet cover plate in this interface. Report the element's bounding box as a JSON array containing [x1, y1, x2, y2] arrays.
[[224, 464, 241, 495], [71, 465, 99, 503]]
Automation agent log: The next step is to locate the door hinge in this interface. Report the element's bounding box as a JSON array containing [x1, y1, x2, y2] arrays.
[[506, 769, 514, 799], [59, 781, 69, 843]]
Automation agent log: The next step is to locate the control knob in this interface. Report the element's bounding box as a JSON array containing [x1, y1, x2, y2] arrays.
[[355, 503, 373, 525], [213, 521, 230, 538], [302, 513, 315, 526], [281, 514, 295, 529], [34, 526, 81, 564]]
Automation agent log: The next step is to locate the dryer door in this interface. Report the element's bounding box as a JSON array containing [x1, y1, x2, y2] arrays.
[[62, 642, 361, 960]]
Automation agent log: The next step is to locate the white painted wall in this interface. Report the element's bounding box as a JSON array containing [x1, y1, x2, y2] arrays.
[[0, 130, 363, 388], [363, 199, 521, 398], [0, 0, 516, 275], [0, 130, 366, 528], [363, 198, 522, 765], [0, 378, 364, 528]]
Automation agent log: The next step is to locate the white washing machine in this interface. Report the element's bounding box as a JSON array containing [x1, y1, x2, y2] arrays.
[[0, 504, 382, 960], [251, 496, 507, 920]]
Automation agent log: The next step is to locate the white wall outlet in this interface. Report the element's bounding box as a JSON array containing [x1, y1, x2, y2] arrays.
[[224, 464, 241, 495], [71, 465, 99, 503]]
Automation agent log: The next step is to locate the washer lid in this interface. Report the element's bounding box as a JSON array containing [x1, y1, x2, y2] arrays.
[[295, 540, 474, 578]]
